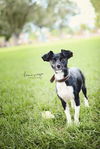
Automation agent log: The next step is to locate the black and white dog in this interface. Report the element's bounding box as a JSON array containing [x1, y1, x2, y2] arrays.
[[42, 50, 89, 124]]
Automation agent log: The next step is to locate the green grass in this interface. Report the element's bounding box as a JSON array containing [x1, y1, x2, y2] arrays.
[[0, 37, 100, 149]]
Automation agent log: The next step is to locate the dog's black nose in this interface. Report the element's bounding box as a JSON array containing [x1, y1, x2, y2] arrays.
[[57, 64, 61, 68]]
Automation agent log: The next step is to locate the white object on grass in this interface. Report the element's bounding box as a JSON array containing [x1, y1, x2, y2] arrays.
[[42, 111, 55, 119]]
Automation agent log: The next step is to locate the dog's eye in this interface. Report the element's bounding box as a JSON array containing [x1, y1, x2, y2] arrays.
[[53, 58, 56, 61], [60, 57, 63, 61], [60, 58, 65, 63]]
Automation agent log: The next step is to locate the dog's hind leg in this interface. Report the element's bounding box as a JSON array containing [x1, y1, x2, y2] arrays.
[[82, 85, 89, 107], [80, 70, 89, 107]]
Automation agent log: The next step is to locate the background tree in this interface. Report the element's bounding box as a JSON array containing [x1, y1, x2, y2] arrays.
[[0, 0, 77, 43], [0, 0, 38, 42], [32, 0, 78, 41], [91, 0, 100, 28]]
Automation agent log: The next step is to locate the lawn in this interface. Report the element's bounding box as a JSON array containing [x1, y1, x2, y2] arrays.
[[0, 37, 100, 149]]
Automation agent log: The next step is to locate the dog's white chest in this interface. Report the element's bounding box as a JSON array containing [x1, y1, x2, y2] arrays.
[[55, 71, 74, 101], [56, 82, 74, 101]]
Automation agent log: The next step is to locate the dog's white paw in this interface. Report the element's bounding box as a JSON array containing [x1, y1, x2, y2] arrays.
[[74, 120, 80, 125], [84, 98, 89, 107], [66, 119, 73, 126]]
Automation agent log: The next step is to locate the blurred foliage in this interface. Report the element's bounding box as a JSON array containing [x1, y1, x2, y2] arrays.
[[33, 0, 78, 29], [80, 24, 90, 31], [0, 0, 38, 41], [0, 0, 77, 41], [91, 0, 100, 28]]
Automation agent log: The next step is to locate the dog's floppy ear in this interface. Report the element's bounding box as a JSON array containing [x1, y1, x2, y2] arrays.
[[42, 51, 54, 62], [61, 49, 73, 59]]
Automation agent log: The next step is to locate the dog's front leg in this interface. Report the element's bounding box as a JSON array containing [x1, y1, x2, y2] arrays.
[[74, 105, 80, 124], [74, 93, 80, 124], [58, 96, 72, 124], [64, 104, 72, 124]]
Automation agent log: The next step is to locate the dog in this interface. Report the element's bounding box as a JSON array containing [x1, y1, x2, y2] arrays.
[[42, 49, 89, 124]]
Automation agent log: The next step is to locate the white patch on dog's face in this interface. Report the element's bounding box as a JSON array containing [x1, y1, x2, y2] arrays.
[[50, 53, 67, 72], [55, 71, 64, 80]]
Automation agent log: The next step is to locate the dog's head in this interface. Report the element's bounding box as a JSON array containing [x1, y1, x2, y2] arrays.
[[42, 49, 73, 72]]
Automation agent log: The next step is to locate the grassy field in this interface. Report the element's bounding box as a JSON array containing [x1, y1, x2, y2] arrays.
[[0, 37, 100, 149]]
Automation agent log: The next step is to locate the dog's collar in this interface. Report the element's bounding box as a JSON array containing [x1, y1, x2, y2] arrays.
[[50, 74, 70, 83]]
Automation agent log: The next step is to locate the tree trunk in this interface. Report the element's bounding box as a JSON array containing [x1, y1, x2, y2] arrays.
[[4, 35, 11, 47], [13, 33, 20, 45], [38, 27, 47, 42]]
